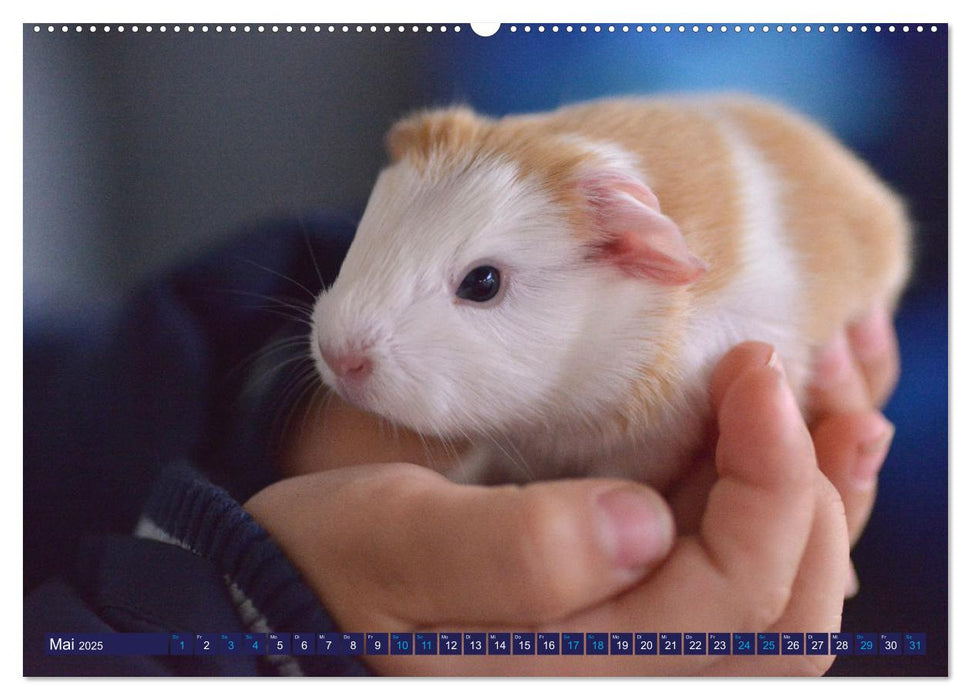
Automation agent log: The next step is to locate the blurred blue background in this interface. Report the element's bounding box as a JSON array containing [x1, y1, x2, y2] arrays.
[[23, 23, 947, 676]]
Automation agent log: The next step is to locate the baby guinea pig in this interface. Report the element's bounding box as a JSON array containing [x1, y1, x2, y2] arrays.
[[309, 95, 911, 489]]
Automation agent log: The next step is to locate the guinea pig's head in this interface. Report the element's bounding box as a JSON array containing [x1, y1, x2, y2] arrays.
[[310, 108, 706, 439]]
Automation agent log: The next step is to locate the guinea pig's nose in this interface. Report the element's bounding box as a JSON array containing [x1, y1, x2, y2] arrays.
[[322, 348, 373, 381]]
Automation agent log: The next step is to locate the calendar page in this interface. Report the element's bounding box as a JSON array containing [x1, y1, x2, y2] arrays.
[[23, 19, 948, 678]]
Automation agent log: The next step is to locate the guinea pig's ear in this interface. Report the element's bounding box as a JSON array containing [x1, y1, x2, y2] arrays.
[[579, 168, 708, 286], [386, 106, 489, 162]]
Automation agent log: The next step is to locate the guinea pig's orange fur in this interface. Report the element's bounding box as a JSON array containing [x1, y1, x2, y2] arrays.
[[386, 96, 910, 439], [720, 99, 910, 340]]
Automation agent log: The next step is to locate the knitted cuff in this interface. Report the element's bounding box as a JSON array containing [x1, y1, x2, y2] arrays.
[[136, 460, 369, 676]]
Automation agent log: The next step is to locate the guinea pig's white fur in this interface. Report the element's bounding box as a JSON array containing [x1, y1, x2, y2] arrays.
[[310, 95, 910, 488]]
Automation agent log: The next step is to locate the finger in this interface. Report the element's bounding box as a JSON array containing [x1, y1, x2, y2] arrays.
[[707, 472, 850, 676], [805, 330, 873, 418], [697, 343, 818, 626], [848, 306, 901, 407], [246, 463, 675, 631], [601, 343, 819, 640], [812, 411, 894, 546], [767, 474, 849, 671], [668, 338, 809, 535]]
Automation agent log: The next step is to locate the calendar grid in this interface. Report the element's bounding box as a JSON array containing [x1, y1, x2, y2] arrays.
[[45, 632, 927, 657]]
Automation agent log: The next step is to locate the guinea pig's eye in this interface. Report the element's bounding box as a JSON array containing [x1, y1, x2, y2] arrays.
[[456, 265, 501, 303]]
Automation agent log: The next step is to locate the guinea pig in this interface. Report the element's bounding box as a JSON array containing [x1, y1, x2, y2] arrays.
[[309, 95, 910, 489]]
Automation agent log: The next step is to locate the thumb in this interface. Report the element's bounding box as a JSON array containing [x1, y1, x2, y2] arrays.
[[246, 463, 675, 630]]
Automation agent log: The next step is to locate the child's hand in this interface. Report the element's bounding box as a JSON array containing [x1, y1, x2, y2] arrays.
[[667, 307, 898, 594], [246, 342, 860, 675], [806, 306, 899, 593]]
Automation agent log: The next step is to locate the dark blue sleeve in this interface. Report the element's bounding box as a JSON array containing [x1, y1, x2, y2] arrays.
[[25, 461, 370, 676], [24, 214, 370, 676]]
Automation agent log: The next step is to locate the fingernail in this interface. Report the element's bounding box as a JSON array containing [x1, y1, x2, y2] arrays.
[[811, 333, 852, 388], [853, 417, 895, 488], [597, 487, 672, 571], [849, 306, 892, 361], [766, 349, 787, 379]]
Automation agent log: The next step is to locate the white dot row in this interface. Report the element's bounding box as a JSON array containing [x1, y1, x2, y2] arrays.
[[510, 24, 939, 34], [32, 24, 940, 35], [32, 25, 464, 34]]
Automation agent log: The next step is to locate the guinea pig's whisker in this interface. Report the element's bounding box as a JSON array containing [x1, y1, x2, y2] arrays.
[[229, 333, 310, 383], [451, 388, 533, 481], [306, 385, 340, 438], [236, 257, 320, 302], [497, 429, 534, 482], [234, 340, 317, 455], [252, 298, 314, 320], [414, 429, 436, 471], [255, 368, 315, 451], [244, 306, 315, 329], [224, 288, 314, 313], [477, 425, 531, 483], [321, 385, 339, 418], [375, 413, 397, 451], [273, 367, 324, 445], [222, 289, 316, 330], [295, 381, 329, 440], [270, 362, 318, 421], [297, 216, 327, 291], [428, 428, 450, 473], [255, 347, 317, 389], [440, 428, 467, 474]]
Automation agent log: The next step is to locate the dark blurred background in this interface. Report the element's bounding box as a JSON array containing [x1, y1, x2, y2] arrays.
[[23, 23, 947, 676]]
